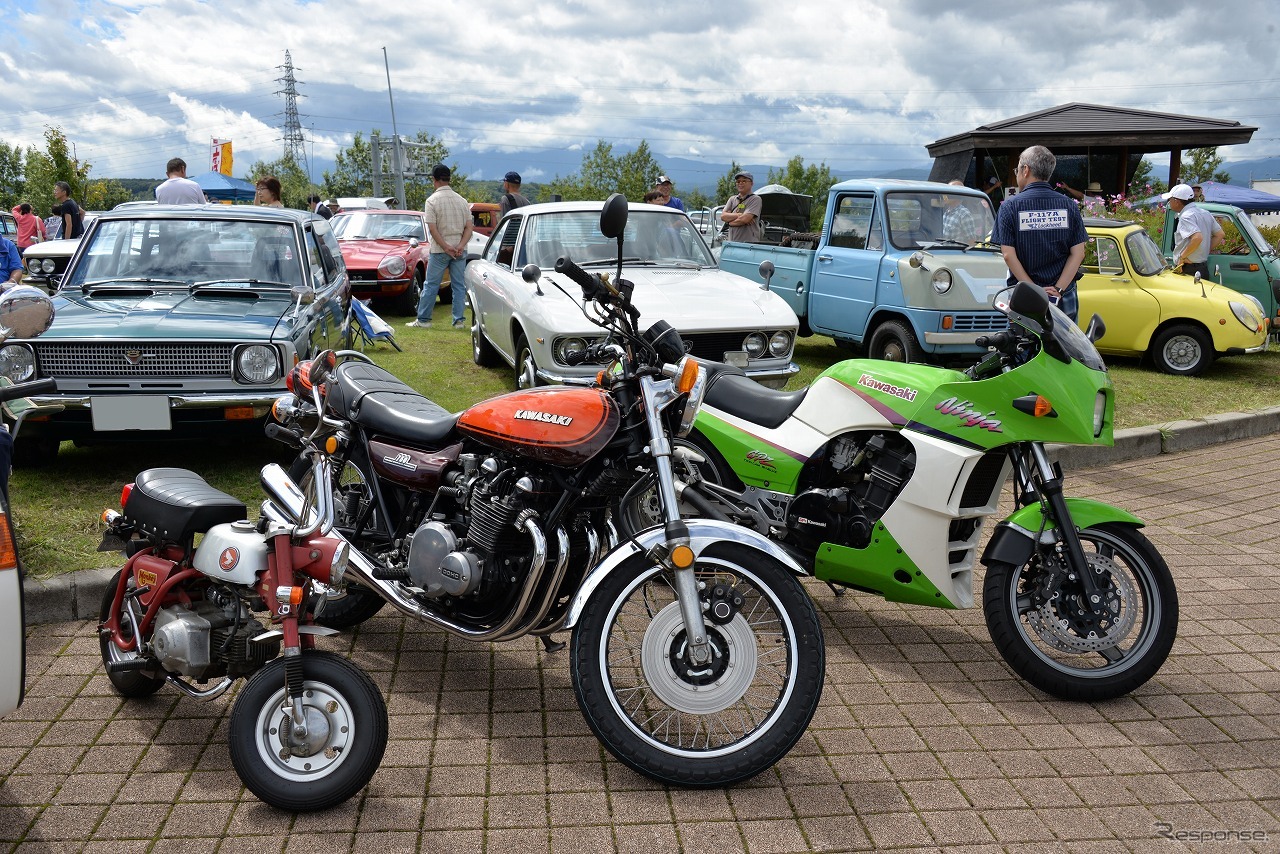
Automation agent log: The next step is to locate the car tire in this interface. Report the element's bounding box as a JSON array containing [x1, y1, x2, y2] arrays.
[[513, 332, 542, 389], [392, 267, 423, 316], [470, 299, 501, 367], [1150, 324, 1213, 376], [12, 437, 59, 468], [867, 320, 924, 363]]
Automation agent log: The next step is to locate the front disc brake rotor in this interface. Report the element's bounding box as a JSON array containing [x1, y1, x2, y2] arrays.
[[1026, 552, 1138, 653], [640, 601, 758, 714]]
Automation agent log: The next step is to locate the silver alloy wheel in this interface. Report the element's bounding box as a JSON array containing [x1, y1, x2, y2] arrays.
[[1159, 333, 1202, 371]]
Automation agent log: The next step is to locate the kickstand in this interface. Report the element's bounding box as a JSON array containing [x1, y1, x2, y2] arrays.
[[825, 582, 846, 598], [540, 635, 567, 654]]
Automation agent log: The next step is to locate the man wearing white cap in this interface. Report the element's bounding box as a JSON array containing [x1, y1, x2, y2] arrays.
[[1162, 183, 1223, 278], [653, 176, 685, 212]]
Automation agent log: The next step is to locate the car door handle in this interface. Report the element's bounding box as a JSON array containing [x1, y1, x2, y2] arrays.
[[1109, 277, 1130, 283], [817, 255, 833, 262], [1229, 263, 1255, 271]]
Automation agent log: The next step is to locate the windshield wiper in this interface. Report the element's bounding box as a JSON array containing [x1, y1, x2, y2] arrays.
[[191, 279, 292, 291], [581, 257, 643, 266], [83, 278, 186, 290], [921, 239, 974, 251], [671, 261, 705, 270]]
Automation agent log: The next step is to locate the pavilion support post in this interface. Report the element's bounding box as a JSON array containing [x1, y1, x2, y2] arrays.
[[1169, 149, 1182, 187]]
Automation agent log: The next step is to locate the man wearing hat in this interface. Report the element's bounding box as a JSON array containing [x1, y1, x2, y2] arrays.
[[411, 164, 473, 329], [653, 176, 685, 212], [1162, 183, 1223, 278], [499, 172, 530, 218], [307, 194, 333, 219], [720, 171, 762, 243]]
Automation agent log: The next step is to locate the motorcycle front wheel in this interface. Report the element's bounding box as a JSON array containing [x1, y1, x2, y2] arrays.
[[228, 651, 388, 812], [984, 523, 1178, 701], [571, 543, 824, 787], [288, 454, 386, 629]]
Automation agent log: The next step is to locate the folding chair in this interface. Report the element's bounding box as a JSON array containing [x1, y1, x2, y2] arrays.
[[348, 298, 402, 352]]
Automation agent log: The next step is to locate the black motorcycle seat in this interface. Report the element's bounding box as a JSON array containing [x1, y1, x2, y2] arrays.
[[329, 360, 458, 446], [124, 468, 246, 540], [703, 372, 808, 430]]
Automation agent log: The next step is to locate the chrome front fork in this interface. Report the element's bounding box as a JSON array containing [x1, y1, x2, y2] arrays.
[[639, 375, 711, 665]]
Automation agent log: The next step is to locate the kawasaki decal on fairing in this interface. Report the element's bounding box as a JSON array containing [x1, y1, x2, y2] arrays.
[[515, 410, 574, 426], [745, 449, 777, 472], [858, 373, 919, 402], [935, 397, 1003, 432]]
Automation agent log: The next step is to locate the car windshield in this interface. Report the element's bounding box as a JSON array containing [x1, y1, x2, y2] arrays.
[[331, 212, 425, 241], [521, 209, 715, 268], [885, 191, 995, 250], [1124, 229, 1169, 276], [66, 218, 305, 288], [1235, 212, 1277, 258]]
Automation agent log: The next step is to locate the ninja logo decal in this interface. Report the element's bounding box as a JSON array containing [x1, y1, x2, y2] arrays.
[[935, 397, 1003, 432], [218, 547, 240, 571], [515, 410, 574, 427]]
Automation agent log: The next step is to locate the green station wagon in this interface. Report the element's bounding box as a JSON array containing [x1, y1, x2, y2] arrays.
[[0, 205, 352, 464]]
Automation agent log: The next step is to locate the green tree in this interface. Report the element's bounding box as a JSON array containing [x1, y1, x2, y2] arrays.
[[0, 142, 25, 211], [540, 139, 662, 202], [766, 156, 837, 230], [244, 154, 310, 209], [1182, 146, 1230, 185], [714, 161, 745, 207], [323, 131, 465, 209], [23, 127, 92, 215], [84, 179, 132, 211], [322, 132, 374, 199], [683, 189, 713, 212], [1127, 158, 1166, 197]]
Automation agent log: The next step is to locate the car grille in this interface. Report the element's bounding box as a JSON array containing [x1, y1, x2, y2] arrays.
[[949, 312, 1008, 332], [681, 332, 751, 361], [34, 343, 234, 378]]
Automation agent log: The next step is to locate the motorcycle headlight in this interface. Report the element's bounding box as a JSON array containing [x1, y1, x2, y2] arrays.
[[931, 268, 953, 294], [234, 344, 281, 384], [1229, 300, 1263, 333], [768, 330, 793, 357], [1093, 391, 1108, 438], [41, 258, 56, 274], [743, 332, 767, 359], [0, 345, 36, 382], [378, 255, 407, 278]]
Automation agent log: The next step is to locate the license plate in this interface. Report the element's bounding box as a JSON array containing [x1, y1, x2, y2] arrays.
[[91, 396, 172, 431]]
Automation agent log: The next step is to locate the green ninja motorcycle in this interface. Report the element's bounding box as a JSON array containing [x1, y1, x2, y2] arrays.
[[622, 282, 1177, 701]]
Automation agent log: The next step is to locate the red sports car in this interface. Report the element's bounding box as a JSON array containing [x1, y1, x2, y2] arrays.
[[331, 209, 449, 315]]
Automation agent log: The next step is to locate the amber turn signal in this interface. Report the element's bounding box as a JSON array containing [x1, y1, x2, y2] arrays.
[[670, 544, 695, 569], [676, 357, 699, 395]]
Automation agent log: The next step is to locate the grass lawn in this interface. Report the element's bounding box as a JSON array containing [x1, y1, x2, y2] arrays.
[[11, 300, 1279, 579]]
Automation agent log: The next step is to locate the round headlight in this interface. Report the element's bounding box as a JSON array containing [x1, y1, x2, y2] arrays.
[[378, 255, 408, 278], [0, 345, 36, 382], [40, 258, 56, 274], [1229, 300, 1263, 333], [235, 345, 281, 384], [554, 337, 589, 363], [931, 268, 953, 294], [743, 332, 767, 359], [768, 330, 793, 357]]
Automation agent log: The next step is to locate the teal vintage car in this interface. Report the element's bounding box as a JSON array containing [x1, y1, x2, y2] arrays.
[[0, 205, 351, 464]]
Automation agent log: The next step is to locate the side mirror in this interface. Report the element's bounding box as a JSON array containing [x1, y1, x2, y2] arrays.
[[1008, 281, 1051, 329], [408, 238, 420, 248], [599, 193, 629, 239], [522, 264, 544, 296], [290, 284, 316, 305], [758, 260, 774, 291], [1085, 313, 1106, 344], [0, 285, 55, 340]]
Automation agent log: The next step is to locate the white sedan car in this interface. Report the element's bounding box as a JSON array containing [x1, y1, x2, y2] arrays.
[[466, 201, 800, 388]]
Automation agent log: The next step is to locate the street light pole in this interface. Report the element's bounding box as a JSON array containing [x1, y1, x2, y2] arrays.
[[382, 47, 406, 209]]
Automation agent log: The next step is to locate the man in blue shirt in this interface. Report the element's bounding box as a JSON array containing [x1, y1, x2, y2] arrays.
[[0, 236, 23, 288], [992, 145, 1087, 322], [653, 176, 686, 212]]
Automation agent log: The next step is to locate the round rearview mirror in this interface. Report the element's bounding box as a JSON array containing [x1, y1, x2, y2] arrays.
[[290, 284, 316, 305], [522, 264, 542, 284], [0, 285, 55, 340], [599, 193, 629, 239]]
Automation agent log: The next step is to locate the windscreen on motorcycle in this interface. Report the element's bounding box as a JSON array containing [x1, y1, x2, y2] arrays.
[[1044, 303, 1108, 371]]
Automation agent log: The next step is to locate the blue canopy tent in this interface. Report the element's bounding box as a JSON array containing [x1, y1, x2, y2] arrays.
[[1136, 181, 1280, 213], [191, 171, 258, 202]]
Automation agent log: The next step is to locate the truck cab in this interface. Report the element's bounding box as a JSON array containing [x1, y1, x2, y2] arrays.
[[719, 179, 1008, 362], [1161, 202, 1280, 335]]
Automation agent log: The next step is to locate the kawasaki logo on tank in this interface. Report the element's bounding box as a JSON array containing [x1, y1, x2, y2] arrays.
[[515, 410, 574, 426]]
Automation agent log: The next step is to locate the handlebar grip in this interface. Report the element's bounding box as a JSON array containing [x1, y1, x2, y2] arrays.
[[553, 256, 599, 296], [0, 377, 57, 402], [564, 349, 590, 367], [263, 421, 303, 448]]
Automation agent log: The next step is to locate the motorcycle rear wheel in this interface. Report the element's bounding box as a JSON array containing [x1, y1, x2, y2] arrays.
[[288, 455, 387, 629], [570, 543, 824, 787], [228, 651, 388, 812], [98, 570, 166, 698], [983, 523, 1178, 701]]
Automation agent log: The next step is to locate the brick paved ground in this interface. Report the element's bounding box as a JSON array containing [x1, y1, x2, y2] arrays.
[[1, 436, 1277, 852]]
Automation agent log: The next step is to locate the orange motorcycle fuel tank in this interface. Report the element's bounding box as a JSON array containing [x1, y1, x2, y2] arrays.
[[457, 387, 621, 468]]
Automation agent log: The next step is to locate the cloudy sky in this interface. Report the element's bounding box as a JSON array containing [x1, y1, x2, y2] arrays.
[[4, 0, 1279, 185]]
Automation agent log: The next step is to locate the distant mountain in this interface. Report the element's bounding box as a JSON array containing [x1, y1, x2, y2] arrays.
[[1222, 156, 1280, 185]]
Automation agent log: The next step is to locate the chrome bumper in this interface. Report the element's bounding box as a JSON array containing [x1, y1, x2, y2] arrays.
[[25, 390, 282, 411], [537, 360, 800, 389]]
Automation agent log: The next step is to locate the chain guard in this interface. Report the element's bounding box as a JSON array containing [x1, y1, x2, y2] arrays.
[[1026, 552, 1138, 653]]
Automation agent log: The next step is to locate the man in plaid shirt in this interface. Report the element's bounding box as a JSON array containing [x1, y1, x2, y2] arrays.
[[411, 164, 474, 329]]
